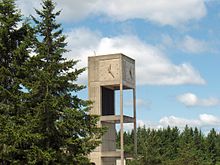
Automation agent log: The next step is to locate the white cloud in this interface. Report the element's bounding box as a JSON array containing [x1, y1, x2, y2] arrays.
[[161, 35, 209, 54], [159, 116, 200, 127], [16, 0, 40, 17], [179, 35, 207, 53], [159, 114, 220, 128], [97, 0, 207, 26], [16, 0, 98, 21], [199, 114, 220, 125], [177, 93, 220, 107], [137, 120, 145, 127], [17, 0, 207, 26], [123, 114, 220, 131], [64, 28, 101, 84], [65, 27, 205, 85], [177, 93, 198, 106]]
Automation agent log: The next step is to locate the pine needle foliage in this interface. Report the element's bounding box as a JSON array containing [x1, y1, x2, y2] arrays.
[[0, 0, 36, 164], [0, 0, 103, 164], [23, 0, 103, 164]]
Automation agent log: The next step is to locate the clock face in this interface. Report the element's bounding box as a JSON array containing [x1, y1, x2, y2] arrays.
[[99, 59, 120, 81], [125, 60, 135, 83]]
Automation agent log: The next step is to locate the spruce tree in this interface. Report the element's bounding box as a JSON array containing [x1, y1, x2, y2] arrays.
[[139, 128, 162, 164], [23, 0, 103, 164], [159, 126, 179, 163], [216, 133, 220, 164], [206, 128, 218, 165], [0, 0, 35, 163]]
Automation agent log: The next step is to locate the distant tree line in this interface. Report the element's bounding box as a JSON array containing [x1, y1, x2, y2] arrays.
[[117, 126, 220, 165]]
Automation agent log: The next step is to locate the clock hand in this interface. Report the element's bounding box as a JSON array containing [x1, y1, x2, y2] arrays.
[[108, 64, 114, 78], [109, 71, 114, 78], [108, 64, 111, 72], [129, 69, 132, 79]]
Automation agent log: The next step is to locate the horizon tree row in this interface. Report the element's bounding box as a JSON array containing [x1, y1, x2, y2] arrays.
[[116, 126, 220, 165]]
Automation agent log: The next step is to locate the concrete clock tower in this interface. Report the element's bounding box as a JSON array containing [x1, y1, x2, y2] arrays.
[[88, 53, 137, 165]]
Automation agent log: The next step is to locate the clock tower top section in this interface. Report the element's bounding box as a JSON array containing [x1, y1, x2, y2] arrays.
[[88, 53, 135, 89]]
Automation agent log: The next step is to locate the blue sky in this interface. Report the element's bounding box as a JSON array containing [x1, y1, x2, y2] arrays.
[[17, 0, 220, 132]]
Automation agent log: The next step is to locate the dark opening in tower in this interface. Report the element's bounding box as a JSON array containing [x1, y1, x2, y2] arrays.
[[101, 87, 115, 116]]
